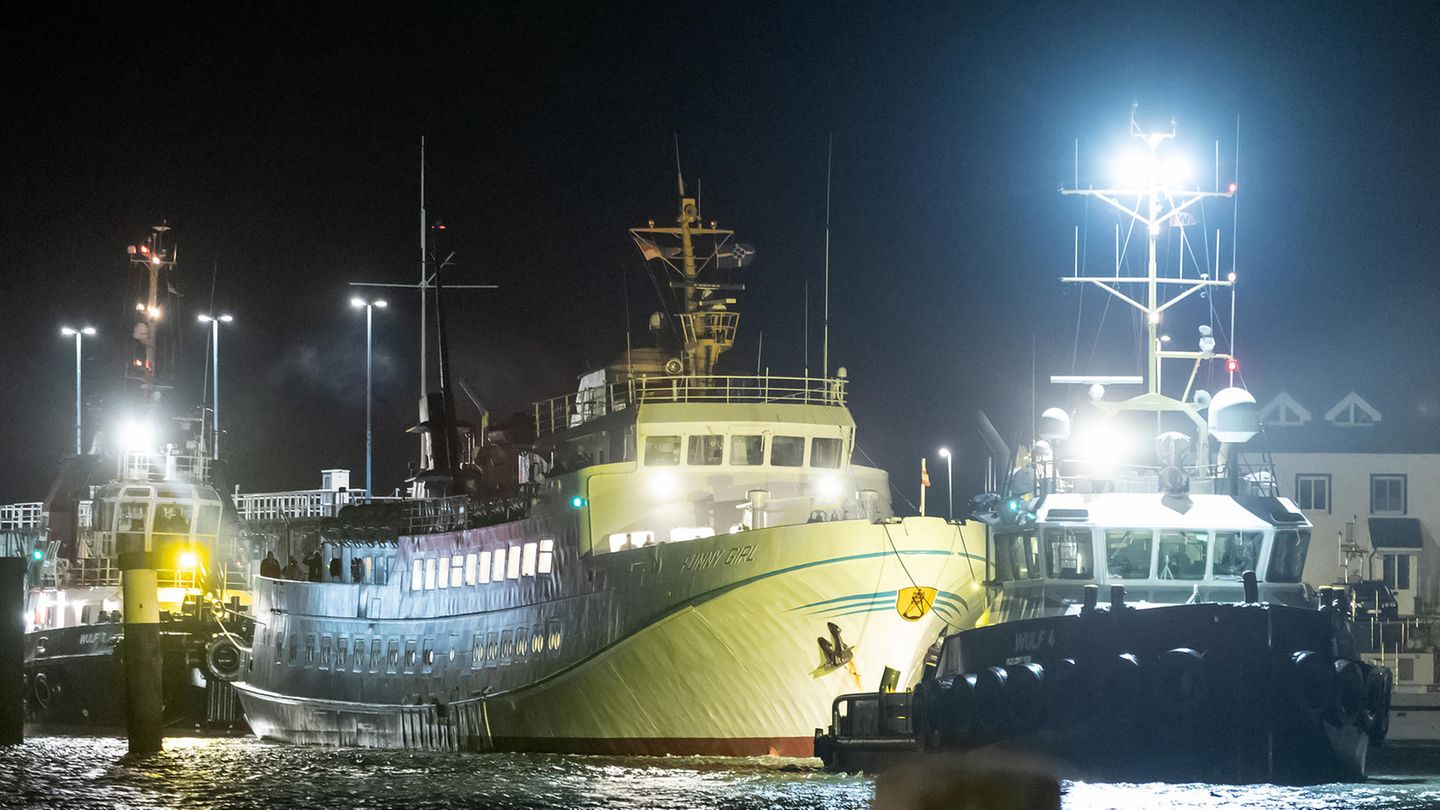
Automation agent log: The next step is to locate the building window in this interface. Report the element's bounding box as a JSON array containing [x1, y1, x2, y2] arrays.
[[810, 437, 843, 469], [538, 539, 555, 574], [1399, 657, 1416, 683], [1383, 553, 1412, 591], [771, 436, 805, 467], [1372, 475, 1407, 515], [1296, 474, 1331, 513], [644, 435, 682, 466], [687, 435, 724, 465], [730, 435, 763, 466], [522, 542, 538, 577]]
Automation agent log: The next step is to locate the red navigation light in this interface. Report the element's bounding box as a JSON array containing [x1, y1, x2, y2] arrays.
[[139, 244, 151, 255], [1226, 358, 1239, 373], [1228, 183, 1237, 193]]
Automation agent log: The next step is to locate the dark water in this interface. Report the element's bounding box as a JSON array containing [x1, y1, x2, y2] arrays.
[[2, 736, 1439, 809]]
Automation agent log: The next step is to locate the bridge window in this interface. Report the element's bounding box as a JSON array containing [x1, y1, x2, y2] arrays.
[[1042, 528, 1093, 579], [687, 435, 724, 465], [410, 558, 423, 591], [1158, 531, 1208, 581], [1267, 529, 1311, 583], [811, 438, 843, 469], [607, 531, 654, 552], [538, 539, 555, 574], [731, 435, 763, 465], [478, 551, 492, 583], [465, 553, 478, 585], [772, 436, 805, 467], [450, 555, 465, 588], [996, 532, 1041, 581], [424, 557, 437, 590], [491, 549, 506, 582], [644, 435, 682, 466], [1213, 532, 1262, 579], [522, 542, 538, 577], [507, 545, 522, 579], [1105, 530, 1153, 580]]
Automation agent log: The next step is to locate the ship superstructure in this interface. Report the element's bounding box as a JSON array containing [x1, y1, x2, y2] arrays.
[[231, 189, 988, 755]]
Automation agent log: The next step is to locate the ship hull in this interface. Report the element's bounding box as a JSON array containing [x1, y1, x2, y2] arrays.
[[235, 516, 985, 754]]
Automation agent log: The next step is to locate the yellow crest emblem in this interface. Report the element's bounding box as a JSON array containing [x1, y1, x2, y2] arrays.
[[896, 586, 938, 622]]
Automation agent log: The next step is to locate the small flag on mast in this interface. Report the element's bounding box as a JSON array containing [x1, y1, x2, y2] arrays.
[[921, 458, 931, 488], [636, 237, 663, 261]]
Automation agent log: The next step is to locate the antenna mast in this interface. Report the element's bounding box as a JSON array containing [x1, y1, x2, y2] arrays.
[[823, 133, 833, 378], [419, 136, 427, 400]]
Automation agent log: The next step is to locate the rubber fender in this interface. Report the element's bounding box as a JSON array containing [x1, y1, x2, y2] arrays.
[[1150, 648, 1207, 718], [1043, 657, 1085, 724], [1331, 659, 1365, 727], [1288, 650, 1334, 721], [1365, 667, 1393, 742], [31, 672, 53, 709], [1100, 653, 1143, 717], [205, 635, 244, 682], [974, 666, 1010, 733], [910, 679, 941, 749], [1004, 662, 1045, 731], [937, 674, 978, 747]]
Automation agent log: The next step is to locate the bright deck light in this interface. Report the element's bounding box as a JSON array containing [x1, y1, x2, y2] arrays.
[[178, 551, 199, 570], [118, 418, 156, 452]]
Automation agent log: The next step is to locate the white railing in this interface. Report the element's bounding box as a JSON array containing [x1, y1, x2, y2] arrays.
[[1, 502, 43, 530], [534, 373, 848, 437], [235, 489, 364, 521], [122, 451, 212, 484]]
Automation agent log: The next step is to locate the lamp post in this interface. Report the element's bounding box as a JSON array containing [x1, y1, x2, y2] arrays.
[[351, 297, 387, 501], [197, 314, 234, 458], [60, 326, 97, 455], [937, 446, 953, 520]]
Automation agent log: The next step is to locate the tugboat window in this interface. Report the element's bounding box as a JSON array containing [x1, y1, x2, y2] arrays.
[[996, 532, 1041, 581], [731, 435, 763, 465], [1212, 532, 1262, 579], [687, 435, 724, 465], [1267, 529, 1311, 582], [1105, 530, 1154, 580], [811, 438, 843, 469], [1157, 531, 1208, 580], [772, 436, 805, 467], [644, 435, 682, 466], [1042, 528, 1093, 579]]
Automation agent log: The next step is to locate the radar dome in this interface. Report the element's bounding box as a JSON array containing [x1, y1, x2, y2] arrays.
[[1208, 387, 1258, 444], [1038, 407, 1071, 441]]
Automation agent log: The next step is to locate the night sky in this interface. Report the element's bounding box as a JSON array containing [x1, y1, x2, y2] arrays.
[[3, 2, 1437, 505]]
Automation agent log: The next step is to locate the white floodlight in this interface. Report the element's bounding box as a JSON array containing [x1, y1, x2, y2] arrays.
[[374, 300, 388, 309], [1163, 155, 1192, 187], [937, 447, 951, 459], [118, 418, 156, 452], [350, 297, 366, 308]]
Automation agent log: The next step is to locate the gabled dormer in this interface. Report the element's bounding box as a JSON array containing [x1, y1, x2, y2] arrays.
[[1324, 391, 1381, 427], [1259, 392, 1311, 427]]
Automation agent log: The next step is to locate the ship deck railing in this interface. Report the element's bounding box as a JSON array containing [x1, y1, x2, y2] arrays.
[[533, 373, 847, 437], [43, 557, 200, 590], [120, 451, 214, 485], [1034, 458, 1280, 497], [234, 488, 396, 522], [1, 502, 43, 531]]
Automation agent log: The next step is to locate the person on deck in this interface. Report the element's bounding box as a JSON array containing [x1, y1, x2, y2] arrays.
[[259, 551, 281, 579], [282, 556, 302, 580]]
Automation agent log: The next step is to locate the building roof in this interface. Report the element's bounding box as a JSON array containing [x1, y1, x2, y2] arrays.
[[1256, 386, 1440, 454]]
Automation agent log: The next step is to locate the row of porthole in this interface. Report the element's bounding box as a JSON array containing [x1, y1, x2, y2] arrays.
[[471, 623, 563, 667]]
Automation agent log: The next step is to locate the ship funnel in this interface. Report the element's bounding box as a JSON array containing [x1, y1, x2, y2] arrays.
[[1208, 387, 1258, 444]]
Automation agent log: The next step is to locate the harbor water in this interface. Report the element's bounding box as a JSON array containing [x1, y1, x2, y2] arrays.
[[2, 736, 1439, 809]]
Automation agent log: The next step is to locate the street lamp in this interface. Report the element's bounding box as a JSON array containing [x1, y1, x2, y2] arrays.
[[60, 326, 97, 455], [351, 297, 387, 501], [197, 313, 234, 458], [937, 446, 953, 520]]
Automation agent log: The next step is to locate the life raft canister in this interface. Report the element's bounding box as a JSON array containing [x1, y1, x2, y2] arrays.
[[204, 636, 243, 682], [1150, 648, 1206, 717]]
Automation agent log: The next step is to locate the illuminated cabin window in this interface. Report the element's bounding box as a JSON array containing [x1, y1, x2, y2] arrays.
[[336, 636, 347, 669], [464, 553, 478, 585], [538, 539, 555, 574], [436, 556, 449, 589], [448, 634, 458, 662], [607, 531, 654, 553], [405, 639, 418, 670], [522, 542, 538, 577], [410, 559, 424, 592], [772, 436, 805, 467], [1212, 532, 1262, 579], [492, 549, 506, 582], [478, 551, 492, 583], [1158, 531, 1208, 581], [424, 558, 437, 590], [1105, 529, 1154, 580], [507, 545, 522, 579], [471, 633, 484, 669], [486, 631, 499, 663], [670, 527, 715, 542], [320, 636, 332, 669], [644, 435, 682, 466], [500, 630, 514, 660], [811, 438, 843, 469], [731, 435, 763, 465], [516, 628, 529, 658], [371, 639, 382, 673], [450, 555, 465, 587], [687, 435, 724, 465], [1042, 528, 1094, 579], [421, 639, 435, 672], [387, 639, 400, 672]]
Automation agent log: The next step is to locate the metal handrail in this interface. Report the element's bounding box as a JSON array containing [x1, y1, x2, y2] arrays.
[[533, 373, 848, 437]]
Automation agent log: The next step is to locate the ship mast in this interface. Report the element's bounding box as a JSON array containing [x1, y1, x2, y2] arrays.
[[125, 224, 176, 401], [1061, 107, 1236, 408]]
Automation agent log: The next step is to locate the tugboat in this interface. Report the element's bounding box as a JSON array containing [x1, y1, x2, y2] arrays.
[[23, 225, 252, 730], [815, 110, 1393, 783], [230, 181, 989, 756]]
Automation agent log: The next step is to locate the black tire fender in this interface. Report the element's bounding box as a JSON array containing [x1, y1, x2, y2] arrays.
[[1151, 648, 1206, 718]]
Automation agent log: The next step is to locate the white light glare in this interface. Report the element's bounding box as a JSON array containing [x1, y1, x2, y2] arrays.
[[1163, 155, 1192, 187], [812, 474, 843, 501], [937, 447, 951, 459], [350, 297, 366, 308], [1113, 152, 1151, 187], [118, 419, 156, 452], [647, 472, 679, 500]]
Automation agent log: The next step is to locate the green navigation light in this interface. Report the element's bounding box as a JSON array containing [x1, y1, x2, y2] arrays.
[[570, 496, 587, 509]]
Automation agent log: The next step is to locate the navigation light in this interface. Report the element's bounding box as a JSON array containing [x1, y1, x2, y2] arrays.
[[569, 496, 587, 509]]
